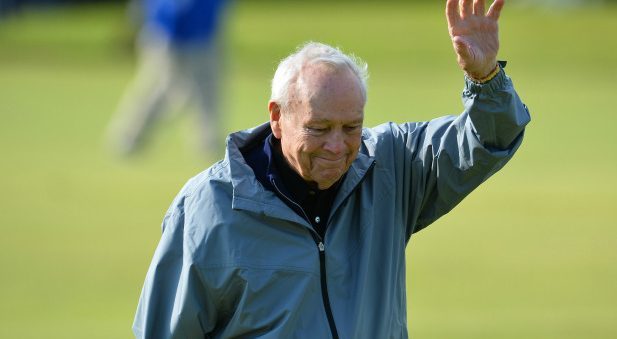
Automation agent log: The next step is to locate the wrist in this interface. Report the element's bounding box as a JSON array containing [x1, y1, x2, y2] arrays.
[[466, 63, 500, 84]]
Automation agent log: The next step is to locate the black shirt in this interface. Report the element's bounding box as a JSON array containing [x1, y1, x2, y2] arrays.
[[270, 137, 342, 238], [242, 133, 343, 239]]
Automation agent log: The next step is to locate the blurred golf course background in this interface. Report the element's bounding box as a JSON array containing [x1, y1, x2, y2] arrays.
[[1, 0, 616, 338]]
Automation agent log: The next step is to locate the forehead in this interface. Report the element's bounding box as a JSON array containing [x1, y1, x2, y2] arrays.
[[300, 108, 364, 125], [295, 64, 365, 123]]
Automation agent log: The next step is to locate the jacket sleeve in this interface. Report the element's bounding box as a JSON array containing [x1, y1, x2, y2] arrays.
[[132, 188, 217, 339], [397, 68, 531, 237]]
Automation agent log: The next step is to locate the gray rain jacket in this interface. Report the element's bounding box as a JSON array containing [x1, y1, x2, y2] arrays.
[[133, 70, 530, 338]]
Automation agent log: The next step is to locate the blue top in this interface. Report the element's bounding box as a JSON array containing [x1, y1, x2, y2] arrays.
[[143, 0, 226, 43], [133, 69, 531, 338]]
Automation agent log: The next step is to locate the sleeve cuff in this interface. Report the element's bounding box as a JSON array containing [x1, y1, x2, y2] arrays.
[[463, 66, 509, 98]]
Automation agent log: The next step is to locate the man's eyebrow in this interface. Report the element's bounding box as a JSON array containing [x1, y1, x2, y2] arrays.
[[347, 119, 364, 125], [307, 118, 364, 124]]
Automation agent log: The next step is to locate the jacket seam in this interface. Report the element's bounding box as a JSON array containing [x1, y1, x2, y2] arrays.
[[194, 263, 319, 277], [185, 159, 230, 198]]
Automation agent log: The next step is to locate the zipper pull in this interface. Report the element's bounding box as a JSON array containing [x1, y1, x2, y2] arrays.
[[318, 242, 325, 252]]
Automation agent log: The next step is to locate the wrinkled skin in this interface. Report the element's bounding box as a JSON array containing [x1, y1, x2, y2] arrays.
[[446, 0, 505, 79], [269, 64, 365, 190]]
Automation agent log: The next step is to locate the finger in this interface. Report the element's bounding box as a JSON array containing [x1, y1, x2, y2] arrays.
[[446, 0, 460, 26], [473, 0, 485, 15], [460, 0, 473, 18], [487, 0, 505, 20]]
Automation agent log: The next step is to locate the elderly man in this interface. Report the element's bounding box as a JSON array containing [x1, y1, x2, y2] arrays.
[[133, 0, 530, 338]]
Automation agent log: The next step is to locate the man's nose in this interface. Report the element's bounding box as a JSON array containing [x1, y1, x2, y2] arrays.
[[323, 130, 345, 154]]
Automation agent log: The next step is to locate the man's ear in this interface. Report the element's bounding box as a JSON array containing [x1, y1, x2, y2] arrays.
[[269, 101, 283, 139]]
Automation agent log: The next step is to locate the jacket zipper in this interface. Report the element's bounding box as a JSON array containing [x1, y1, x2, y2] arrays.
[[270, 179, 340, 339], [316, 239, 340, 339]]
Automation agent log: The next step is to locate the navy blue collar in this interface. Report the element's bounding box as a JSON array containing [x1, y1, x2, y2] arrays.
[[241, 133, 284, 195]]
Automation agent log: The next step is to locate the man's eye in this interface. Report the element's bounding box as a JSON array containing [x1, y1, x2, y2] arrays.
[[307, 127, 327, 133], [345, 125, 362, 132]]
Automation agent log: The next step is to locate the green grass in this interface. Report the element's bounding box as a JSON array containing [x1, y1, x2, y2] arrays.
[[1, 2, 616, 338]]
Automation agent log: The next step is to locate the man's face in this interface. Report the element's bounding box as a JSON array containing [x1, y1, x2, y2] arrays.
[[270, 64, 365, 190]]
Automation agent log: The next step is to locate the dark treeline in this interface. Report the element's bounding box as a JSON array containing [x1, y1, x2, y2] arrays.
[[2, 0, 614, 18]]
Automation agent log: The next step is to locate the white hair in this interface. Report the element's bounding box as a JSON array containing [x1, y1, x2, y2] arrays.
[[270, 42, 369, 110]]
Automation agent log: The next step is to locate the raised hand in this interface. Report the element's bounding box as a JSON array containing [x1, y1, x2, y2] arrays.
[[446, 0, 504, 81]]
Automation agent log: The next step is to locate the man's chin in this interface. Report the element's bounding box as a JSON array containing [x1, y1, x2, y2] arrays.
[[316, 181, 337, 190], [314, 170, 345, 189]]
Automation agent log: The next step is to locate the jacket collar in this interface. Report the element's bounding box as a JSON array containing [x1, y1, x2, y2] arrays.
[[226, 122, 375, 223]]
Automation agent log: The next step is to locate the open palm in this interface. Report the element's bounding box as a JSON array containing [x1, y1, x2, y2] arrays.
[[446, 0, 504, 80]]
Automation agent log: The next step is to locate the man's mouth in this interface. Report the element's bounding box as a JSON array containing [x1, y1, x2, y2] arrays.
[[314, 156, 346, 165]]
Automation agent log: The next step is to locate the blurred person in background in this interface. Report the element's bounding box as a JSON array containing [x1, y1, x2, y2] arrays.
[[106, 0, 228, 156], [133, 0, 530, 338]]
